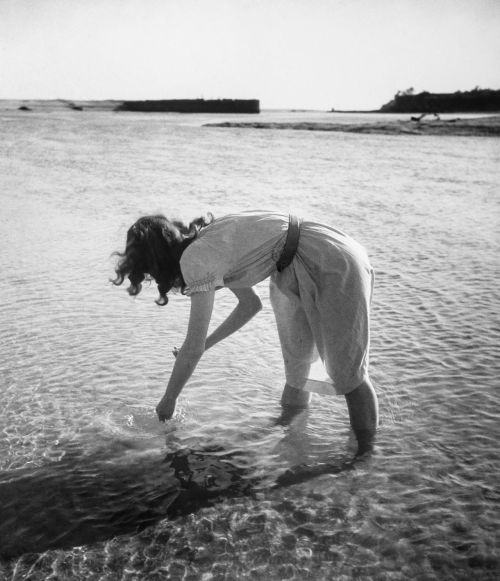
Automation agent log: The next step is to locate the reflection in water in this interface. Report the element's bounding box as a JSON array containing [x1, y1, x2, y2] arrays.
[[0, 440, 178, 559], [0, 434, 359, 559], [271, 409, 359, 486], [273, 460, 356, 488]]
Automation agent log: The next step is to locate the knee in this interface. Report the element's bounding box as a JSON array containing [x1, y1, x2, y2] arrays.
[[346, 378, 377, 403]]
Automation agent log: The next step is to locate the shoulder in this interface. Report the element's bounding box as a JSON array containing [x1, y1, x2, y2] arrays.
[[180, 236, 216, 274], [180, 233, 225, 295]]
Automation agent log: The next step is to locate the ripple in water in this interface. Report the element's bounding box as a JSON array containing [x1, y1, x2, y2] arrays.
[[1, 110, 499, 579]]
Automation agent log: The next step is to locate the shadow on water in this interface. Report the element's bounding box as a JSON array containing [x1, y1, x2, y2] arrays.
[[0, 433, 359, 560]]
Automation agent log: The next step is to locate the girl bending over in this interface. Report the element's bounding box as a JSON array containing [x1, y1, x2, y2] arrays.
[[112, 211, 378, 456]]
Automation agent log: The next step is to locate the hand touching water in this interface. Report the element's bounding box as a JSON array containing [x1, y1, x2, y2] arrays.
[[156, 395, 177, 422], [156, 347, 180, 422], [156, 292, 215, 423]]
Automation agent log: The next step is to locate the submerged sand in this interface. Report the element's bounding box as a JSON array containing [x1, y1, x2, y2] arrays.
[[206, 115, 500, 136]]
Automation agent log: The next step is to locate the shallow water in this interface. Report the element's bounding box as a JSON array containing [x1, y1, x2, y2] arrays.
[[0, 108, 499, 580]]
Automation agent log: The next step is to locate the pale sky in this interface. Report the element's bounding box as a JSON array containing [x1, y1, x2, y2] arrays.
[[1, 0, 499, 110]]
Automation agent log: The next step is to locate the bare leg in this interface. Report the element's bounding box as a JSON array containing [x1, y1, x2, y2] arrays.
[[274, 384, 312, 426], [281, 383, 312, 407], [344, 378, 379, 456]]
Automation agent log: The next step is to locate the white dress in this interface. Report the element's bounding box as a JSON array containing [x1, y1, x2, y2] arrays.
[[180, 211, 373, 396]]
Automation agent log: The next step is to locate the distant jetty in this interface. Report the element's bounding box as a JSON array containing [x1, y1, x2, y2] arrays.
[[1, 98, 260, 114], [114, 99, 260, 114], [379, 88, 500, 114]]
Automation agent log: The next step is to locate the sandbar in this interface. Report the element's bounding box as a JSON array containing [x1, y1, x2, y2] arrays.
[[205, 115, 500, 137]]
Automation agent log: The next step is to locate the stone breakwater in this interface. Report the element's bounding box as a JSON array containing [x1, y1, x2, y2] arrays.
[[115, 99, 260, 114], [205, 116, 500, 136], [1, 98, 260, 114]]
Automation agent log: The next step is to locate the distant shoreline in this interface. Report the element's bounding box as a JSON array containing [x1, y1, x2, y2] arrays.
[[3, 99, 500, 136], [205, 116, 500, 137], [2, 98, 499, 120], [0, 98, 261, 114], [378, 88, 500, 114]]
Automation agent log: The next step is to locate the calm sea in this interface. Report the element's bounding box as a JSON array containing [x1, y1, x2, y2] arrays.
[[0, 107, 499, 580]]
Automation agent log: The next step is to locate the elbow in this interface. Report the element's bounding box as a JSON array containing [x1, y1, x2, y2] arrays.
[[247, 296, 262, 316], [254, 297, 263, 314]]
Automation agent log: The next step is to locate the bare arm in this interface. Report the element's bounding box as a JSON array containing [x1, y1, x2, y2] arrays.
[[204, 287, 262, 351], [156, 291, 214, 421], [156, 287, 262, 422]]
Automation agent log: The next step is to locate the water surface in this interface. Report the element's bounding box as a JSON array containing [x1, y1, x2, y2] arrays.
[[0, 108, 499, 579]]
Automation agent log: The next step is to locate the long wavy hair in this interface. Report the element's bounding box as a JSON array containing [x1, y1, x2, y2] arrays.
[[111, 213, 213, 305]]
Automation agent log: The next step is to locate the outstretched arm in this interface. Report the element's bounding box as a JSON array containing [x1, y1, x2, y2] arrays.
[[204, 287, 262, 351], [156, 287, 262, 421], [156, 291, 214, 421]]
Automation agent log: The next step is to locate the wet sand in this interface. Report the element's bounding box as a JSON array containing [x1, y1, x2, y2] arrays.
[[206, 115, 500, 136]]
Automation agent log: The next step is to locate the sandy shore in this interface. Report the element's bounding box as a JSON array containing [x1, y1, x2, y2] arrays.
[[206, 115, 500, 136]]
